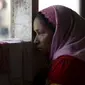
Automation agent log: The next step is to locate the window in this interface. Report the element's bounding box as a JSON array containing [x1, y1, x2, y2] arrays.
[[0, 0, 32, 41], [39, 0, 80, 14]]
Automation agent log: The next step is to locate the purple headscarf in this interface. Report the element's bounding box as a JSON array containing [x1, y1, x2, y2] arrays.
[[40, 5, 85, 61]]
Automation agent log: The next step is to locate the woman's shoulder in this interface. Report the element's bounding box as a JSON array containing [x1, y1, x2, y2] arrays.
[[48, 55, 85, 85], [52, 55, 85, 65], [50, 55, 85, 74]]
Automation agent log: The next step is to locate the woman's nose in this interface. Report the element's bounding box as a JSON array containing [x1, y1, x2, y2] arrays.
[[34, 36, 40, 45]]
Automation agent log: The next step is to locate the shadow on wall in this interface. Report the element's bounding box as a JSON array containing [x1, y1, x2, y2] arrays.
[[0, 42, 48, 85]]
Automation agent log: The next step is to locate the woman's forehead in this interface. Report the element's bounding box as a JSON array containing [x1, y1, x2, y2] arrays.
[[34, 18, 45, 31]]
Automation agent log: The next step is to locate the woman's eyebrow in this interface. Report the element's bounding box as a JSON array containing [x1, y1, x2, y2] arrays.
[[34, 29, 39, 34]]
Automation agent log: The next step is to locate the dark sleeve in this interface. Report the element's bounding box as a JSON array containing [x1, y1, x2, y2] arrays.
[[32, 68, 49, 85], [48, 55, 85, 85]]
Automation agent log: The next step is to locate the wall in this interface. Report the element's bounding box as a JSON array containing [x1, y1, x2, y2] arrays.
[[0, 41, 48, 85], [0, 42, 33, 85], [9, 42, 33, 85]]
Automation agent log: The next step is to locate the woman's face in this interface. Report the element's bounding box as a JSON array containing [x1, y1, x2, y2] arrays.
[[33, 17, 54, 56]]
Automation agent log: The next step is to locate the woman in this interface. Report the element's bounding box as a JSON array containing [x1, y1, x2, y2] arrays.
[[33, 5, 85, 85]]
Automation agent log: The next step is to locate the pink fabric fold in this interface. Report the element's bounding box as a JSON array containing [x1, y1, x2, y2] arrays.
[[40, 5, 85, 61]]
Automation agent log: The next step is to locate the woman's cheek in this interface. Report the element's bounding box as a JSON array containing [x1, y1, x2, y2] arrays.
[[39, 34, 48, 42]]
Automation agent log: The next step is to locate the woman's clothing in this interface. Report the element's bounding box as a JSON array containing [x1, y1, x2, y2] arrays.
[[48, 55, 85, 85], [40, 5, 85, 61], [37, 5, 85, 85]]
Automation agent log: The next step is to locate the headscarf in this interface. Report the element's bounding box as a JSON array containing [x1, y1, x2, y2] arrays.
[[39, 5, 85, 61]]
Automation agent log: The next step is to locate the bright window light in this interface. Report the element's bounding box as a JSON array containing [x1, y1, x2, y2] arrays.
[[39, 0, 80, 14], [0, 0, 32, 42]]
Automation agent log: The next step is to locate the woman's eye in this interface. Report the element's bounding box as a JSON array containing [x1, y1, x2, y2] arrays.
[[38, 33, 44, 36], [38, 31, 45, 34], [37, 32, 41, 35]]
